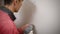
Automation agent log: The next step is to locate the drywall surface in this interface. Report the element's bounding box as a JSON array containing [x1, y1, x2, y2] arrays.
[[14, 0, 59, 34]]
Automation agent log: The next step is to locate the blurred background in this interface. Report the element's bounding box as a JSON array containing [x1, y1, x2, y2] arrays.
[[0, 0, 60, 34]]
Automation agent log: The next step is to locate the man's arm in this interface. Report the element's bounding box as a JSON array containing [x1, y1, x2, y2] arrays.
[[0, 11, 20, 34], [17, 24, 29, 34]]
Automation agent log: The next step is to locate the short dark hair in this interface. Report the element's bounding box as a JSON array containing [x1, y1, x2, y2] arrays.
[[4, 0, 23, 5], [4, 0, 13, 5]]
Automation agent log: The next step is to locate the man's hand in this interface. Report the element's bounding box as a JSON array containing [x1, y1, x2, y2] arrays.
[[20, 24, 29, 31]]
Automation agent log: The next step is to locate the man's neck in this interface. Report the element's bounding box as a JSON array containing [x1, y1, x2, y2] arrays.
[[5, 5, 14, 13]]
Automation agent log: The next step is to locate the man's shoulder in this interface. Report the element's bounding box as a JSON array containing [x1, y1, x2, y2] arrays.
[[0, 10, 15, 28], [0, 10, 10, 19], [0, 10, 8, 16], [0, 10, 13, 22], [0, 10, 19, 34]]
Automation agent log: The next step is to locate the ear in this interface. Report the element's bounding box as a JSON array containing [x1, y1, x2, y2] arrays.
[[16, 0, 18, 3], [12, 1, 16, 10], [13, 0, 17, 7]]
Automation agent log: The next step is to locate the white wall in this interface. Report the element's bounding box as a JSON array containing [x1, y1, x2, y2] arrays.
[[14, 0, 59, 34]]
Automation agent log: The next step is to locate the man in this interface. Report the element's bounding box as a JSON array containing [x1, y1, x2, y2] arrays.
[[0, 0, 29, 34]]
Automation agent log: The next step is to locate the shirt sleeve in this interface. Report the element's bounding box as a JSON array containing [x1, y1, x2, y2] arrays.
[[0, 11, 23, 34], [18, 28, 24, 34]]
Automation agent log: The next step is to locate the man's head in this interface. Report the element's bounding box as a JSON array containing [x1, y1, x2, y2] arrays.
[[4, 0, 23, 12]]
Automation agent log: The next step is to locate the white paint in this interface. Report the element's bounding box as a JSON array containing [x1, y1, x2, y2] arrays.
[[14, 0, 59, 34]]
